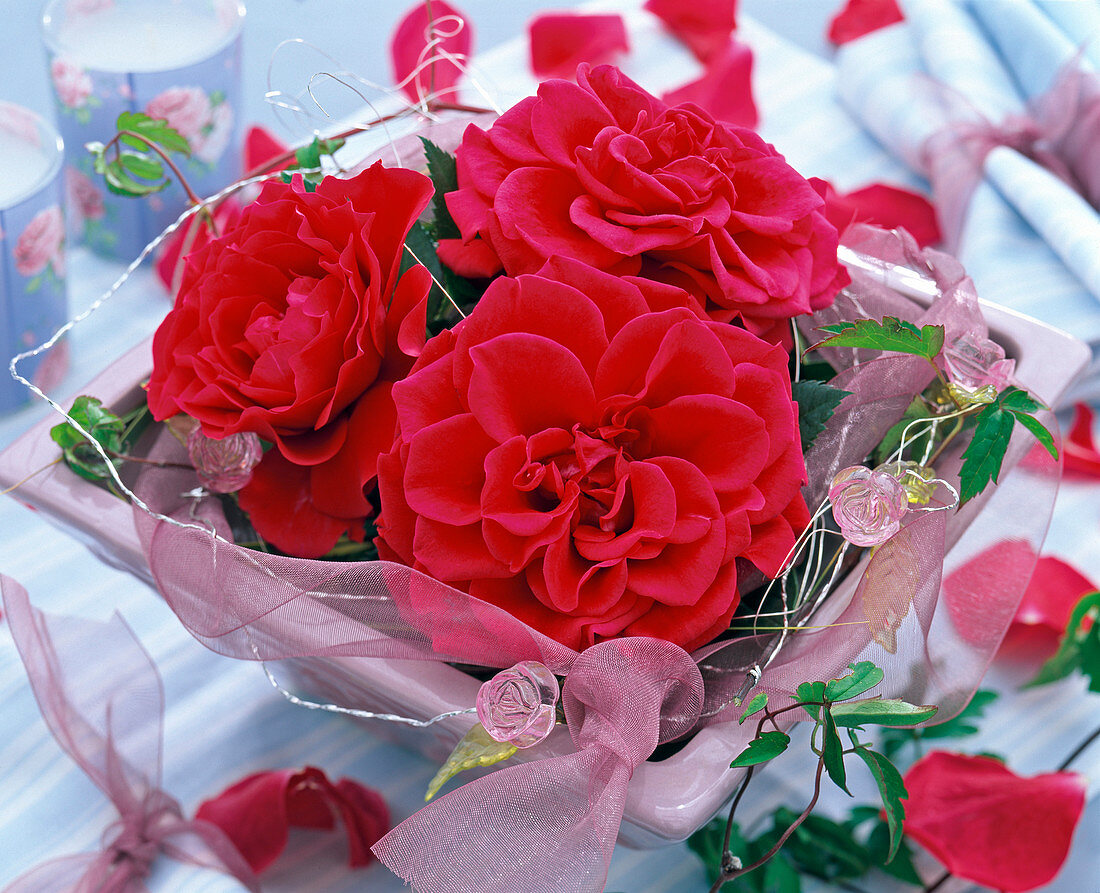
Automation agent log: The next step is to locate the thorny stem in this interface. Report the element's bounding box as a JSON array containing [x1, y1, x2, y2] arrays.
[[921, 719, 1100, 893]]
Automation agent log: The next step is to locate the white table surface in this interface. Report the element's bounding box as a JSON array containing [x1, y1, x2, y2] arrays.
[[1, 2, 1098, 891]]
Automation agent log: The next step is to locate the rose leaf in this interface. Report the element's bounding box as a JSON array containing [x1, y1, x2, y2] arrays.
[[420, 137, 461, 240], [791, 379, 850, 452], [813, 317, 944, 361]]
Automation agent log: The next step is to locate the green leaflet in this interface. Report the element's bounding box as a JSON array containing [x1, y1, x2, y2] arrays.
[[730, 731, 790, 768], [421, 137, 461, 240], [830, 697, 938, 728], [814, 317, 945, 361], [1028, 590, 1100, 692], [738, 692, 768, 724], [852, 747, 908, 861], [824, 661, 884, 701], [791, 380, 850, 453]]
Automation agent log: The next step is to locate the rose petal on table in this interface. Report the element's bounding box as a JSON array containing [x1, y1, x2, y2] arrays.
[[1000, 553, 1097, 659], [820, 180, 941, 247], [391, 0, 472, 104], [196, 766, 390, 873], [528, 13, 629, 81], [941, 538, 1038, 648], [644, 0, 736, 64], [904, 752, 1086, 892], [1064, 403, 1100, 479], [826, 0, 903, 46], [662, 38, 757, 128], [244, 124, 290, 173]]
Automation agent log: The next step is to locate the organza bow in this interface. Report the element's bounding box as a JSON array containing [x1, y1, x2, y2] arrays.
[[920, 60, 1100, 251], [374, 638, 703, 893], [0, 575, 259, 893]]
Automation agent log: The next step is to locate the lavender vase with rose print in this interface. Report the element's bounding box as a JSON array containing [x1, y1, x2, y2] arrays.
[[0, 102, 68, 412], [42, 0, 244, 262]]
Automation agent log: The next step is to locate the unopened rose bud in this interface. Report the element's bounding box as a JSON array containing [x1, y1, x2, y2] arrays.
[[829, 465, 909, 547], [186, 428, 262, 493], [476, 661, 559, 749]]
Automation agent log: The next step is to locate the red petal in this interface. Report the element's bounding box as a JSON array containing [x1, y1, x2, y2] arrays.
[[644, 0, 736, 64], [244, 125, 291, 173], [528, 13, 629, 81], [197, 767, 389, 874], [819, 179, 941, 247], [196, 769, 297, 873], [154, 201, 240, 296], [827, 0, 904, 46], [238, 449, 364, 558], [390, 0, 472, 104], [1065, 402, 1100, 478], [904, 752, 1086, 892], [1001, 554, 1097, 659], [662, 38, 758, 129], [941, 539, 1038, 648]]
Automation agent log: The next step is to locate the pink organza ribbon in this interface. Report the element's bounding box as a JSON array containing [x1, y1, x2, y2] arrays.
[[0, 575, 259, 893], [921, 58, 1100, 251], [126, 226, 1061, 893]]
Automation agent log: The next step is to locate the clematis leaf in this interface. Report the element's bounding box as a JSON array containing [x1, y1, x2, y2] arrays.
[[881, 689, 997, 759], [831, 697, 938, 728], [425, 723, 518, 802], [792, 379, 850, 453], [795, 680, 826, 720], [824, 661, 883, 701], [814, 317, 944, 361], [866, 822, 922, 880], [730, 730, 790, 768], [821, 710, 849, 795], [853, 747, 907, 861], [775, 808, 871, 880], [738, 691, 768, 724]]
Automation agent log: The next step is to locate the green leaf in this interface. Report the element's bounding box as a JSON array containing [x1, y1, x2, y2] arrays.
[[118, 152, 164, 181], [794, 681, 825, 721], [813, 317, 945, 361], [293, 135, 345, 171], [873, 396, 935, 466], [824, 661, 884, 702], [116, 110, 191, 155], [103, 159, 166, 196], [739, 692, 768, 724], [731, 731, 790, 768], [853, 747, 908, 861], [959, 403, 1015, 503], [881, 689, 997, 757], [50, 396, 128, 482], [821, 710, 849, 795], [1028, 591, 1100, 692], [831, 697, 938, 728], [777, 808, 871, 881], [998, 386, 1044, 413], [791, 380, 850, 453], [1010, 410, 1058, 460], [420, 137, 461, 240], [866, 821, 922, 883], [425, 722, 518, 802]]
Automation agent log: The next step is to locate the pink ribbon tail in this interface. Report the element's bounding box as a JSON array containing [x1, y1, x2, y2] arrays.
[[0, 575, 259, 893]]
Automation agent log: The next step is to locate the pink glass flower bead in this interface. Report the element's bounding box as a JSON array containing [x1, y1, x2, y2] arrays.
[[943, 333, 1014, 393], [476, 661, 560, 749], [186, 428, 262, 493], [829, 465, 909, 547]]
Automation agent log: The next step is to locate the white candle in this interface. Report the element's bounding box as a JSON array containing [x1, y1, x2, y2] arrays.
[[0, 130, 55, 209], [49, 3, 238, 73]]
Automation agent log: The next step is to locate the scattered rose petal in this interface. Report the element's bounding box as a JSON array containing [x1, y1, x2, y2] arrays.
[[528, 13, 629, 81], [391, 0, 472, 104], [1065, 402, 1100, 479], [904, 751, 1086, 892], [820, 180, 941, 247], [196, 767, 389, 874], [644, 0, 736, 63], [942, 539, 1038, 648], [661, 38, 757, 128], [827, 0, 904, 46], [244, 124, 291, 173], [1002, 552, 1097, 659]]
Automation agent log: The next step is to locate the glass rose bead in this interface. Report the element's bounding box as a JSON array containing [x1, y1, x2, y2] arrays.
[[943, 333, 1014, 393], [829, 465, 909, 547], [186, 428, 262, 493], [476, 661, 560, 749]]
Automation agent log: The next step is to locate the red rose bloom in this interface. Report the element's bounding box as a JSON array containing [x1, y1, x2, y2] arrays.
[[376, 258, 809, 652], [146, 163, 435, 557], [438, 64, 847, 343]]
